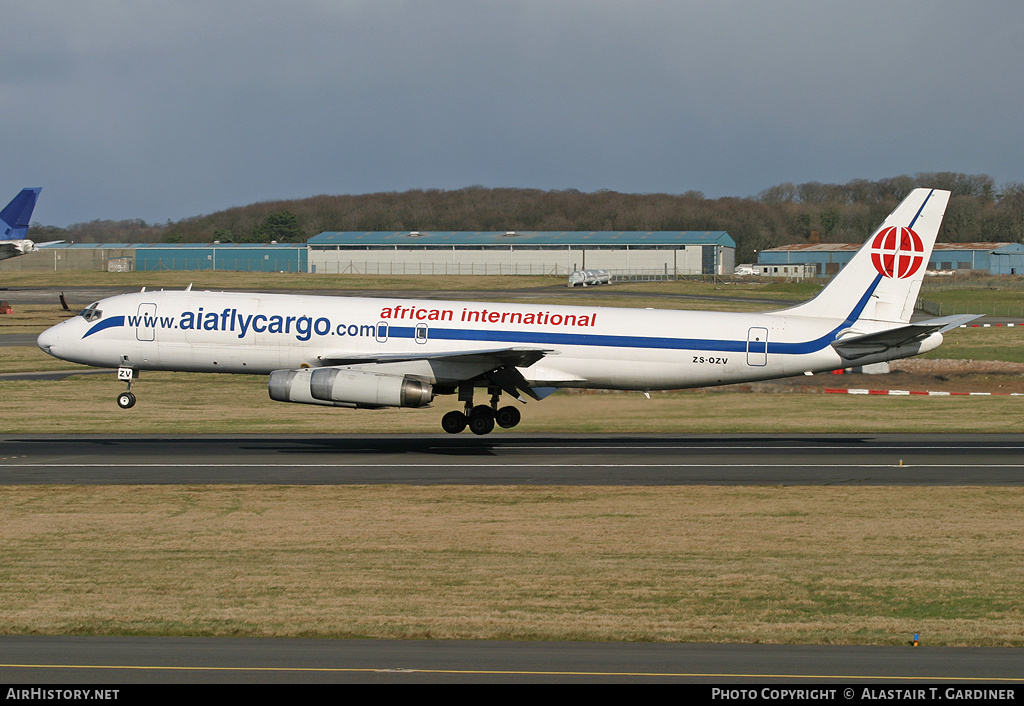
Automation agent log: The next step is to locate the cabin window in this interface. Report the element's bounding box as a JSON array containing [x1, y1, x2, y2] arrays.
[[78, 303, 102, 322]]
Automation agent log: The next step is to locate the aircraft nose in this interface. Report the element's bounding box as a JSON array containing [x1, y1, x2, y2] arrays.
[[37, 325, 61, 356]]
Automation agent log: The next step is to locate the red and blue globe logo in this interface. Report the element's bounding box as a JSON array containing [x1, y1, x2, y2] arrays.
[[870, 226, 924, 279]]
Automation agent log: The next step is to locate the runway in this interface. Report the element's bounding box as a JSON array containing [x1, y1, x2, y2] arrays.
[[3, 636, 1024, 685], [2, 433, 1024, 485]]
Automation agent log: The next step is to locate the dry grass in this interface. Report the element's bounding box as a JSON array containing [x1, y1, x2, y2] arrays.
[[920, 326, 1024, 364], [2, 344, 89, 373], [3, 365, 1024, 434], [2, 485, 1022, 645], [0, 305, 77, 336]]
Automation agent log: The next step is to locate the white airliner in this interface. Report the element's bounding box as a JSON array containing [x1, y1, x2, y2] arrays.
[[37, 188, 976, 434]]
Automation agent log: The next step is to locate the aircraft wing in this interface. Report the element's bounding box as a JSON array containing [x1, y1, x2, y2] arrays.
[[831, 314, 982, 359], [318, 346, 553, 368]]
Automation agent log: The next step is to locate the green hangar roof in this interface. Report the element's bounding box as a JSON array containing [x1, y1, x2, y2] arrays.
[[308, 231, 735, 248]]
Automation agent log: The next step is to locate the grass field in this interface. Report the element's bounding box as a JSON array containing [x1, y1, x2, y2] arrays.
[[4, 366, 1024, 434], [920, 325, 1024, 364], [3, 273, 1024, 644], [3, 485, 1023, 645], [921, 287, 1024, 318]]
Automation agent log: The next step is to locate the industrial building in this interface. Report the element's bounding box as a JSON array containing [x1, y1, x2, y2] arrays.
[[1, 242, 308, 273], [756, 242, 1024, 277], [4, 231, 735, 276], [307, 230, 736, 277]]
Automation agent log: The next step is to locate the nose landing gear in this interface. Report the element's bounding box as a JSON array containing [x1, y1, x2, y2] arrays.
[[116, 366, 137, 409]]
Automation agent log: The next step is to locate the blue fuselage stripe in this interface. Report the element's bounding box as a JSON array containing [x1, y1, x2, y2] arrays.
[[83, 315, 125, 338]]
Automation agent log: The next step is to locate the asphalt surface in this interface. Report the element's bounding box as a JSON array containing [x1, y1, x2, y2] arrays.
[[3, 433, 1024, 485], [3, 636, 1023, 685], [0, 333, 43, 347]]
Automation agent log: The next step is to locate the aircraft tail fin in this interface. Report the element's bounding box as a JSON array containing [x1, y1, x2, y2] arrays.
[[783, 188, 950, 324], [0, 188, 42, 241]]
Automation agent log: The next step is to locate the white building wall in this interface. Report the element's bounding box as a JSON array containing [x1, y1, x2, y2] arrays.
[[309, 246, 733, 276], [754, 263, 818, 280]]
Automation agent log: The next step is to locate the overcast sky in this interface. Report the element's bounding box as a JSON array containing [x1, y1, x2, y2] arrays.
[[4, 1, 1022, 227]]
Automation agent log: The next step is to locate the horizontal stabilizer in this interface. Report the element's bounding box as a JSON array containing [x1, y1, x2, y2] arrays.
[[831, 314, 982, 359], [0, 241, 28, 260]]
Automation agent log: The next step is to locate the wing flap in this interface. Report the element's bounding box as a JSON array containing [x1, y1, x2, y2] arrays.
[[317, 346, 554, 368]]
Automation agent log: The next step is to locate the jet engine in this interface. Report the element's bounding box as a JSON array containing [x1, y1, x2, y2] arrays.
[[268, 367, 433, 409]]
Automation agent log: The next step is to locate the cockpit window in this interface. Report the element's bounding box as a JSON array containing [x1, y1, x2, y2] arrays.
[[78, 302, 102, 322]]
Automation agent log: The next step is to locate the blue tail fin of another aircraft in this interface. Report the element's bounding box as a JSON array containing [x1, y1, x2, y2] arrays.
[[0, 188, 42, 241]]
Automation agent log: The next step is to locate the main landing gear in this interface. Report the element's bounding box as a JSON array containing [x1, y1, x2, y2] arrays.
[[116, 366, 137, 409], [441, 385, 523, 435]]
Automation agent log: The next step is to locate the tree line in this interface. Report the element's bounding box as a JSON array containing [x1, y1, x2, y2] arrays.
[[30, 173, 1024, 264]]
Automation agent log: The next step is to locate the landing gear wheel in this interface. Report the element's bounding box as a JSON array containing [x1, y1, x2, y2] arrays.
[[468, 405, 495, 435], [117, 391, 136, 409], [495, 405, 521, 429], [441, 410, 468, 434]]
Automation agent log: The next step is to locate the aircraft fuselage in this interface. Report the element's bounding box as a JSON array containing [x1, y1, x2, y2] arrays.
[[38, 288, 939, 392]]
